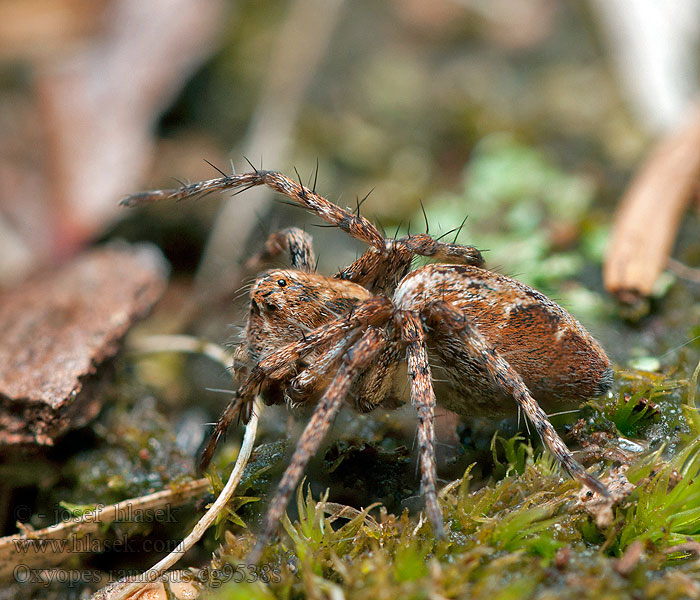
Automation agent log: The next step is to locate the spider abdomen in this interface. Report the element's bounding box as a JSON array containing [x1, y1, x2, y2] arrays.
[[394, 263, 612, 416]]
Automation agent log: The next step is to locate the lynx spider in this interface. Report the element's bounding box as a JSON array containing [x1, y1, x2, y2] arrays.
[[122, 164, 613, 560]]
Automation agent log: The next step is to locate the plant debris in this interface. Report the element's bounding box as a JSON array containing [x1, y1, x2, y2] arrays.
[[604, 100, 700, 310], [0, 244, 168, 446]]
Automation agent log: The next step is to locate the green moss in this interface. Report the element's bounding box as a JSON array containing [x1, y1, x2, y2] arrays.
[[62, 396, 194, 505], [617, 438, 700, 551], [204, 366, 700, 600]]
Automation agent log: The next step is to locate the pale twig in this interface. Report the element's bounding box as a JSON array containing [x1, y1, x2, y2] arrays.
[[0, 479, 210, 581], [111, 399, 260, 600], [194, 0, 346, 296], [128, 333, 233, 368], [667, 257, 700, 284], [604, 100, 700, 305]]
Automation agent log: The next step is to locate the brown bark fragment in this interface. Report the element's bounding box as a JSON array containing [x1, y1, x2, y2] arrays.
[[0, 244, 168, 445], [604, 101, 700, 304]]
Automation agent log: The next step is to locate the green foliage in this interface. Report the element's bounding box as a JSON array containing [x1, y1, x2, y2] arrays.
[[587, 368, 689, 446], [491, 432, 531, 478], [683, 359, 700, 435], [206, 440, 291, 536], [57, 501, 101, 518], [206, 465, 258, 536], [213, 447, 585, 599], [279, 482, 380, 569], [608, 390, 660, 437], [618, 438, 700, 551]]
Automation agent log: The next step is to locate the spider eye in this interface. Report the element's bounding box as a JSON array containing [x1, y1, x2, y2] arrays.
[[277, 279, 287, 287]]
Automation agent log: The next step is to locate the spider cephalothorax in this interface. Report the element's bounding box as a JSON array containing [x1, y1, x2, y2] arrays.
[[123, 167, 613, 560]]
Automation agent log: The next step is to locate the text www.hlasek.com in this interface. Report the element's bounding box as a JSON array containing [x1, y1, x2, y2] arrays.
[[13, 536, 185, 554]]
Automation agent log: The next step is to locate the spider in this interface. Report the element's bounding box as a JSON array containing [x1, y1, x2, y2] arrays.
[[122, 165, 613, 561]]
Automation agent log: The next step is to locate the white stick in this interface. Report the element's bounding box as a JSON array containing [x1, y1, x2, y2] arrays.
[[128, 333, 233, 367], [110, 399, 260, 600]]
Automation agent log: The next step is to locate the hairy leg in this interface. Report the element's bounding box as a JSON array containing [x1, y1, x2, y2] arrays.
[[244, 227, 316, 273], [249, 326, 386, 563], [122, 169, 386, 250], [286, 334, 360, 407], [335, 235, 484, 295], [399, 310, 445, 538], [122, 170, 483, 294], [289, 333, 403, 413], [335, 245, 413, 294], [199, 297, 393, 471], [422, 301, 609, 497], [350, 337, 404, 412], [401, 234, 484, 267]]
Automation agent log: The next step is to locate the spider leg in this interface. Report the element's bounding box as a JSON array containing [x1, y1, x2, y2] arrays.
[[334, 235, 484, 295], [199, 297, 393, 471], [334, 245, 413, 294], [350, 337, 404, 412], [121, 170, 386, 250], [198, 388, 254, 473], [252, 296, 391, 380], [286, 333, 362, 407], [249, 326, 387, 563], [422, 301, 609, 497], [243, 227, 316, 273], [400, 234, 484, 267], [288, 331, 403, 413], [398, 310, 445, 538]]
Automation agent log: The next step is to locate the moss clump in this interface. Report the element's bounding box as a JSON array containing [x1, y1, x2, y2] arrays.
[[63, 397, 194, 505], [200, 365, 700, 600]]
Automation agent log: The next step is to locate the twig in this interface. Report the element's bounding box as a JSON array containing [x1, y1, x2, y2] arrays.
[[127, 334, 233, 367], [667, 257, 700, 285], [194, 0, 346, 297], [0, 479, 210, 580], [110, 399, 260, 600], [603, 100, 700, 305]]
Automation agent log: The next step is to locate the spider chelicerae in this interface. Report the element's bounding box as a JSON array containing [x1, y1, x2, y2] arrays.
[[122, 165, 613, 560]]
